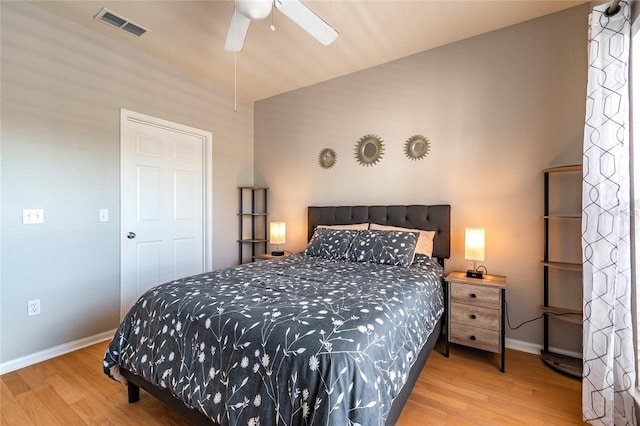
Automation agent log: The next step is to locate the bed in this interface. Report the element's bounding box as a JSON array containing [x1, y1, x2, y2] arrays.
[[104, 204, 451, 425]]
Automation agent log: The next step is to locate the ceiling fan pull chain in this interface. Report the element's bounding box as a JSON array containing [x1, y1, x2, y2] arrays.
[[271, 8, 275, 31]]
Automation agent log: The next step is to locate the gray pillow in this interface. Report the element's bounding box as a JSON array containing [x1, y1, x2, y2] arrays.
[[304, 228, 360, 260], [348, 230, 419, 267]]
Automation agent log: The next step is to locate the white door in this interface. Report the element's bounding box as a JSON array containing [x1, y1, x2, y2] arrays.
[[120, 110, 213, 317]]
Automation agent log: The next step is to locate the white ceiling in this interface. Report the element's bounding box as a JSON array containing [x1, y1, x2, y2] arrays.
[[33, 0, 589, 102]]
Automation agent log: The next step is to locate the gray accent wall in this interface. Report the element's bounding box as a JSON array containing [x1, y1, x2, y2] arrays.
[[254, 5, 589, 351], [1, 2, 254, 364]]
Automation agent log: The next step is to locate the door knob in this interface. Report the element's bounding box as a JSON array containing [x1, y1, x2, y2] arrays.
[[127, 232, 136, 239]]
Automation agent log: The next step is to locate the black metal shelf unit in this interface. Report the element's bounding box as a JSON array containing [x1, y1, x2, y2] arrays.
[[541, 165, 582, 378], [238, 187, 268, 264]]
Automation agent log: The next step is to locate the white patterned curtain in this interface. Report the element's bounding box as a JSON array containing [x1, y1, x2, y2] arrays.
[[582, 1, 636, 425]]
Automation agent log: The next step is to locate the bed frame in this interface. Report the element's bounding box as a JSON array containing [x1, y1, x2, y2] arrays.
[[120, 204, 451, 425]]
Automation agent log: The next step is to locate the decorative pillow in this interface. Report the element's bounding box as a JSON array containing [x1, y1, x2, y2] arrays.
[[348, 230, 419, 267], [317, 223, 369, 231], [304, 228, 360, 260], [369, 223, 435, 257]]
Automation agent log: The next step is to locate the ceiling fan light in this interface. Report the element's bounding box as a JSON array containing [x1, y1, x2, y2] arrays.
[[236, 0, 273, 21]]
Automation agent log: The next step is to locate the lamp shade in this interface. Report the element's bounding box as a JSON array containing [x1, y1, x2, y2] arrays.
[[464, 227, 485, 261], [270, 222, 286, 245]]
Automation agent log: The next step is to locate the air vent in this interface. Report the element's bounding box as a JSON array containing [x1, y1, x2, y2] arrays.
[[94, 8, 150, 38]]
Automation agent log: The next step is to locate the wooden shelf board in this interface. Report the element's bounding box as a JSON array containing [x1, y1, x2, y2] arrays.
[[541, 306, 582, 325], [542, 165, 582, 173], [541, 261, 582, 271], [540, 351, 582, 378], [238, 239, 268, 243]]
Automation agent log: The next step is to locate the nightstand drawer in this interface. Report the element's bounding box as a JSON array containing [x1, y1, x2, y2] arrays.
[[450, 282, 500, 308], [450, 323, 500, 353], [450, 302, 500, 330]]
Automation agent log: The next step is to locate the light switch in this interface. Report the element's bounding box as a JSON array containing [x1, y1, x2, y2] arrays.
[[99, 209, 109, 222], [23, 209, 44, 224]]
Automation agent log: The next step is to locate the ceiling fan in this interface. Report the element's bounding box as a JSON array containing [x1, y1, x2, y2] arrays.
[[224, 0, 338, 52]]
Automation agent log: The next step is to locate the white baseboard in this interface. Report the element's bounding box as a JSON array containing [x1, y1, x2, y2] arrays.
[[0, 329, 116, 375], [506, 337, 540, 354], [506, 337, 582, 359]]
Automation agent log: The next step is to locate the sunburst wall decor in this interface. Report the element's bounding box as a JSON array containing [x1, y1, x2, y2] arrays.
[[355, 134, 384, 166], [404, 135, 430, 161], [318, 148, 337, 169]]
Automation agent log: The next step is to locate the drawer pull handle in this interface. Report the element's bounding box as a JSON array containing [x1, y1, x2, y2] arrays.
[[470, 293, 477, 298], [470, 314, 477, 320], [470, 336, 476, 341]]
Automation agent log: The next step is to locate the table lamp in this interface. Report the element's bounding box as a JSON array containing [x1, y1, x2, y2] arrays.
[[270, 222, 286, 256]]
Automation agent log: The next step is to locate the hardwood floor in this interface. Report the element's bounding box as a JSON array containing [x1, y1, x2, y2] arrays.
[[1, 338, 585, 425]]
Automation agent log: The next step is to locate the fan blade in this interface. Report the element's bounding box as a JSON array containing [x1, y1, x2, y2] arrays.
[[224, 7, 251, 52], [274, 0, 338, 46]]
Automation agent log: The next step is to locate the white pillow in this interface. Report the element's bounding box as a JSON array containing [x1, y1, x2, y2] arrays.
[[317, 223, 369, 231], [369, 224, 435, 257]]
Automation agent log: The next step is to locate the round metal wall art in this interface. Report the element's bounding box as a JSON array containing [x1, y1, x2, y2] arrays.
[[404, 135, 430, 161], [355, 134, 384, 167], [318, 148, 337, 169]]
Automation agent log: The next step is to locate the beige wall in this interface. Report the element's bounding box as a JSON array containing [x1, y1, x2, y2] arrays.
[[255, 5, 589, 350], [1, 2, 253, 364]]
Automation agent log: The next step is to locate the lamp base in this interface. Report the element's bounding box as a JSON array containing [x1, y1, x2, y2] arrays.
[[271, 251, 285, 256], [466, 270, 484, 279]]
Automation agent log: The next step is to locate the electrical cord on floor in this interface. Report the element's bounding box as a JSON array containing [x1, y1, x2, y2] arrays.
[[505, 300, 579, 330]]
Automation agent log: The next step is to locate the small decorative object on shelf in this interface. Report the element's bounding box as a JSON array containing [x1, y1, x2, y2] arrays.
[[540, 165, 583, 378], [355, 134, 384, 166], [445, 271, 507, 372], [318, 148, 336, 169], [404, 135, 430, 160]]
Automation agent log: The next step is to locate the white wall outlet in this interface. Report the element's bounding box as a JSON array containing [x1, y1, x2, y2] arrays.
[[28, 299, 41, 316], [99, 208, 109, 222], [23, 209, 44, 224]]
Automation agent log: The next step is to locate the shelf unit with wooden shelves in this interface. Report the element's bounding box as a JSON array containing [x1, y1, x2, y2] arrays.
[[541, 165, 583, 378], [238, 186, 268, 264]]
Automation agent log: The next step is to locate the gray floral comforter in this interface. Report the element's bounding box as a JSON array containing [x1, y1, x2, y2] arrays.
[[104, 254, 444, 426]]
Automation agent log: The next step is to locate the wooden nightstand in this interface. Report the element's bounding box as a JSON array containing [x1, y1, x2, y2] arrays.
[[445, 271, 507, 372]]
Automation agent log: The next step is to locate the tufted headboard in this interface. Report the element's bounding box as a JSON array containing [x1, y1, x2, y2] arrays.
[[308, 205, 451, 264]]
